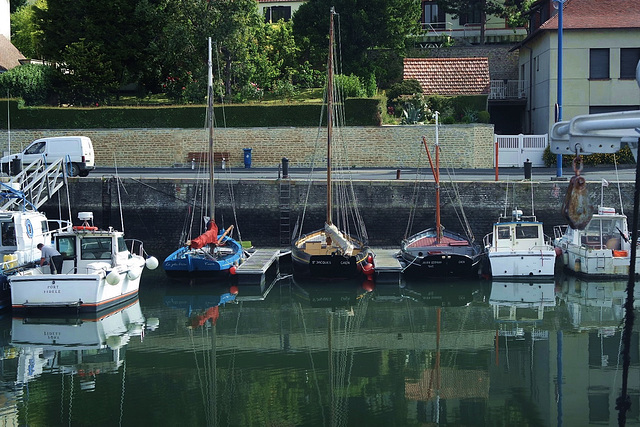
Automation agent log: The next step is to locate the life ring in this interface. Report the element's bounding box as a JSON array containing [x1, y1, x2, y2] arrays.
[[73, 226, 98, 231]]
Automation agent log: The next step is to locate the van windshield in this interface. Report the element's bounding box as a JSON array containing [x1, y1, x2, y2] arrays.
[[24, 142, 45, 155]]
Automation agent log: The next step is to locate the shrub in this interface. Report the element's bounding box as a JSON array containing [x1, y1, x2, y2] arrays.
[[386, 79, 423, 102], [272, 80, 297, 100], [542, 144, 636, 167], [364, 73, 377, 97], [335, 74, 365, 98], [0, 64, 60, 106], [477, 110, 490, 123]]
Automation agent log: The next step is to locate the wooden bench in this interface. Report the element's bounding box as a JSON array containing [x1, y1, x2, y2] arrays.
[[187, 151, 230, 165]]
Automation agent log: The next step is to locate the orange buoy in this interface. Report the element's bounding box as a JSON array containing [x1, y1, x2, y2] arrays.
[[229, 265, 237, 275], [230, 285, 239, 294], [367, 254, 373, 264]]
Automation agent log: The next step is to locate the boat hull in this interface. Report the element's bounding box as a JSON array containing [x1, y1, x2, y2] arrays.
[[400, 252, 482, 278], [488, 250, 556, 279], [400, 228, 482, 278], [10, 263, 144, 313], [163, 238, 245, 277], [291, 230, 371, 279]]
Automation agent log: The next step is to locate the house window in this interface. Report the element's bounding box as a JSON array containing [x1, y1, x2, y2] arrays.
[[264, 6, 291, 23], [423, 1, 445, 29], [459, 1, 482, 25], [589, 48, 610, 79], [620, 48, 640, 79]]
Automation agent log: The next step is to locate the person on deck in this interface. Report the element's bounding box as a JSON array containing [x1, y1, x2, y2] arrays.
[[37, 243, 63, 274]]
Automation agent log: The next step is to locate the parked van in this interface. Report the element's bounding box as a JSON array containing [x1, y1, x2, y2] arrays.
[[1, 136, 95, 177]]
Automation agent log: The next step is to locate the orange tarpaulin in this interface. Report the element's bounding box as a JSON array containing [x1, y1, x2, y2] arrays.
[[189, 221, 219, 249]]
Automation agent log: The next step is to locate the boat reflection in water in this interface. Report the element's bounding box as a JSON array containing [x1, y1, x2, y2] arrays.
[[489, 280, 556, 340], [11, 299, 159, 389], [558, 276, 640, 332]]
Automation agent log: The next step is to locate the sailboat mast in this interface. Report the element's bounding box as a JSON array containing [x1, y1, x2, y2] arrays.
[[326, 8, 335, 225], [207, 38, 215, 220], [435, 112, 442, 241]]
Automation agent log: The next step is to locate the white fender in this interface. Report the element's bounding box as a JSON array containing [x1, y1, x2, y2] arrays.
[[127, 269, 141, 280], [106, 270, 120, 285], [145, 256, 159, 270]]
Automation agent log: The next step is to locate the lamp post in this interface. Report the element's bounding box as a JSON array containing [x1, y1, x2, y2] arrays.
[[554, 0, 565, 178]]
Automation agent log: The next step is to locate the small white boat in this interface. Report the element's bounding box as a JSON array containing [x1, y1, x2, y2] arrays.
[[10, 212, 158, 312], [553, 206, 639, 279], [483, 208, 556, 279]]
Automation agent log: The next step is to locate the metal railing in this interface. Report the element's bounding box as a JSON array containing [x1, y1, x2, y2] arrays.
[[489, 80, 526, 100]]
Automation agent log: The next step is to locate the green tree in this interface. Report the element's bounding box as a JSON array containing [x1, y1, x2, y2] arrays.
[[292, 0, 420, 87], [10, 0, 46, 59], [60, 40, 118, 105], [34, 0, 160, 100]]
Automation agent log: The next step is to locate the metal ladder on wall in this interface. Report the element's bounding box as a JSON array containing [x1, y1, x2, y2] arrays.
[[279, 178, 291, 245]]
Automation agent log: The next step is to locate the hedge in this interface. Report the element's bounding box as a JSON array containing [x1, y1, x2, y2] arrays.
[[0, 98, 383, 129]]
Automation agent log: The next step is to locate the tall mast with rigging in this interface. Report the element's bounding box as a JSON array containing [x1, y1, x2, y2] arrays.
[[326, 7, 335, 226], [207, 37, 215, 220]]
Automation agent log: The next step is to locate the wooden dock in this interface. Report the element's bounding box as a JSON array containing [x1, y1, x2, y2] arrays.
[[373, 248, 403, 284], [235, 249, 281, 286]]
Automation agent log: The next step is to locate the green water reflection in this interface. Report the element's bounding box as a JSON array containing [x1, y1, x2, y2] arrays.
[[1, 269, 639, 426]]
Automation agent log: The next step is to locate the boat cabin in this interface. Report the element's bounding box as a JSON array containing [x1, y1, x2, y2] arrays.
[[489, 210, 548, 251], [0, 211, 53, 272], [56, 229, 130, 274], [560, 207, 628, 252]]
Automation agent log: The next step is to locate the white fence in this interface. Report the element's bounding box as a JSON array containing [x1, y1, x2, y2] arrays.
[[495, 134, 548, 168]]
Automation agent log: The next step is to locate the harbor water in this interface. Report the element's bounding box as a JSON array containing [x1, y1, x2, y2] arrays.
[[1, 267, 638, 426]]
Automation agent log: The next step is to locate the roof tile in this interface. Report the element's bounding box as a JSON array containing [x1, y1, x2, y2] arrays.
[[540, 0, 640, 30], [403, 57, 490, 96]]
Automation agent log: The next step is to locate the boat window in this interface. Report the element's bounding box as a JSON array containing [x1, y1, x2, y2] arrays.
[[58, 236, 76, 259], [516, 225, 539, 239], [117, 236, 128, 253], [41, 220, 49, 233], [81, 237, 112, 260], [1, 222, 16, 246], [497, 226, 510, 239]]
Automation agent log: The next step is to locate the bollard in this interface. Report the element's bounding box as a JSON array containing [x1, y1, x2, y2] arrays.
[[524, 159, 532, 180], [191, 158, 195, 170], [222, 158, 226, 169], [282, 157, 289, 178], [396, 169, 401, 179]]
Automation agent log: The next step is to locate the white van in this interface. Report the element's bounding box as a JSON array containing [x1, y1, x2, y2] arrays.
[[1, 136, 95, 177]]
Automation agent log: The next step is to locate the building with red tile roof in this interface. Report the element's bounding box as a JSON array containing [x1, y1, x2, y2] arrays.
[[403, 57, 490, 96], [516, 0, 640, 135]]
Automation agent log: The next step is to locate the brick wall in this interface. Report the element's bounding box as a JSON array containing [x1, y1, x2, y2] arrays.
[[0, 124, 495, 169]]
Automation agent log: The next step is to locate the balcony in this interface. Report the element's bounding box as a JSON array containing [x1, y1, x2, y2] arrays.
[[489, 80, 526, 100]]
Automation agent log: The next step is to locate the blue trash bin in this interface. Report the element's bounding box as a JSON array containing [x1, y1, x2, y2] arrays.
[[243, 148, 252, 168]]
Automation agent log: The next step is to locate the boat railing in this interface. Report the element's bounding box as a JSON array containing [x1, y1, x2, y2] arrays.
[[47, 219, 73, 234], [483, 232, 493, 248], [553, 225, 567, 240], [126, 239, 148, 258], [497, 214, 537, 223]]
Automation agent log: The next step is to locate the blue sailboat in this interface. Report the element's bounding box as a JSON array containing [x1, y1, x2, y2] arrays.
[[163, 38, 247, 278]]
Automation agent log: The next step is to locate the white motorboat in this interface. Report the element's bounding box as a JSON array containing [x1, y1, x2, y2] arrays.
[[483, 208, 556, 279], [553, 206, 639, 279], [10, 212, 158, 312]]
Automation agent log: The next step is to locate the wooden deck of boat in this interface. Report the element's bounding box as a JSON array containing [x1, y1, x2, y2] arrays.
[[373, 248, 403, 284], [235, 249, 282, 286]]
